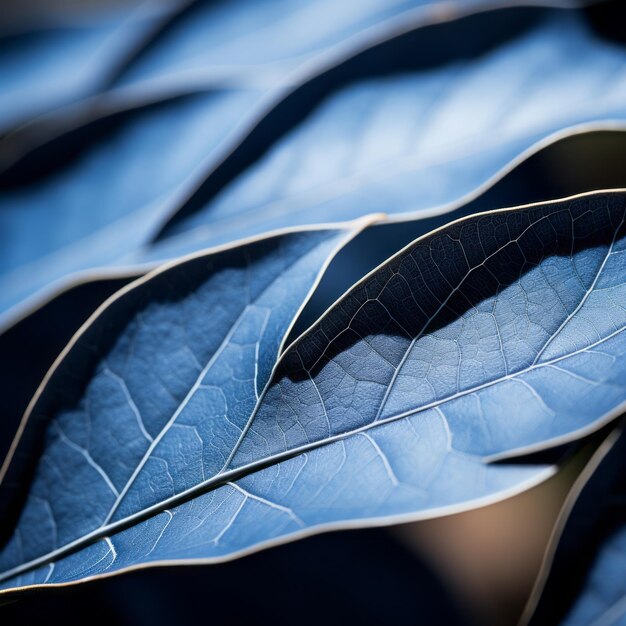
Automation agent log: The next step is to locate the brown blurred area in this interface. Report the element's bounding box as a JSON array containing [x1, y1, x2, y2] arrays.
[[394, 448, 594, 626]]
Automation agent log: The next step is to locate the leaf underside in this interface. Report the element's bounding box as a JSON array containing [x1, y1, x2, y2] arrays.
[[2, 190, 626, 592], [2, 0, 626, 605]]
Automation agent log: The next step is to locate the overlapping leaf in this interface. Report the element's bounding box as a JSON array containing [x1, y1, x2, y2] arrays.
[[4, 0, 493, 171], [0, 1, 174, 132], [527, 422, 626, 625], [0, 89, 264, 325], [156, 7, 626, 251], [0, 220, 364, 523], [0, 0, 461, 327], [4, 126, 622, 479], [2, 190, 626, 592], [561, 525, 626, 624], [1, 5, 624, 331], [112, 0, 470, 90]]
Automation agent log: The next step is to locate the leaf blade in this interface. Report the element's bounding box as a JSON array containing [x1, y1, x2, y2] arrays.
[[3, 5, 624, 330], [0, 221, 367, 577], [3, 190, 626, 591], [157, 8, 626, 251]]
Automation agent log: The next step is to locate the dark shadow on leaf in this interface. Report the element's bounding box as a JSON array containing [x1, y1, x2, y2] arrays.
[[280, 196, 626, 403], [292, 130, 626, 338]]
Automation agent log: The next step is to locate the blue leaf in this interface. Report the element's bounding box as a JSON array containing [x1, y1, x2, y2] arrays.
[[0, 222, 368, 588], [113, 0, 465, 90], [0, 0, 465, 327], [2, 126, 617, 480], [157, 8, 626, 253], [2, 0, 468, 164], [0, 90, 263, 324], [2, 190, 625, 592], [526, 422, 626, 625], [0, 3, 170, 131], [563, 527, 626, 625], [2, 6, 623, 330]]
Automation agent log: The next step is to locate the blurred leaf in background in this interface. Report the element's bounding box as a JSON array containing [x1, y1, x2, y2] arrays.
[[1, 1, 626, 625]]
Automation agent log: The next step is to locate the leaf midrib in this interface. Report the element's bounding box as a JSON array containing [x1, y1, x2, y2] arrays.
[[5, 204, 625, 583], [2, 310, 623, 585]]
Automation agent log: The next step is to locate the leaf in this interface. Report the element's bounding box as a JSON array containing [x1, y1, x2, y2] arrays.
[[555, 520, 626, 625], [2, 0, 476, 168], [3, 189, 626, 592], [3, 125, 621, 481], [0, 221, 372, 587], [0, 90, 263, 327], [0, 276, 135, 466], [0, 2, 170, 132], [0, 0, 471, 328], [2, 5, 621, 330], [156, 7, 626, 253], [526, 422, 626, 625], [113, 0, 466, 90]]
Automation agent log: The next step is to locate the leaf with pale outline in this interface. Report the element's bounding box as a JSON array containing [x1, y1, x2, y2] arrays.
[[526, 421, 626, 626], [2, 5, 623, 332], [2, 190, 626, 592], [157, 8, 626, 254]]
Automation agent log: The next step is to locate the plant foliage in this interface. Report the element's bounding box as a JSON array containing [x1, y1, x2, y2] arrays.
[[0, 2, 625, 623]]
